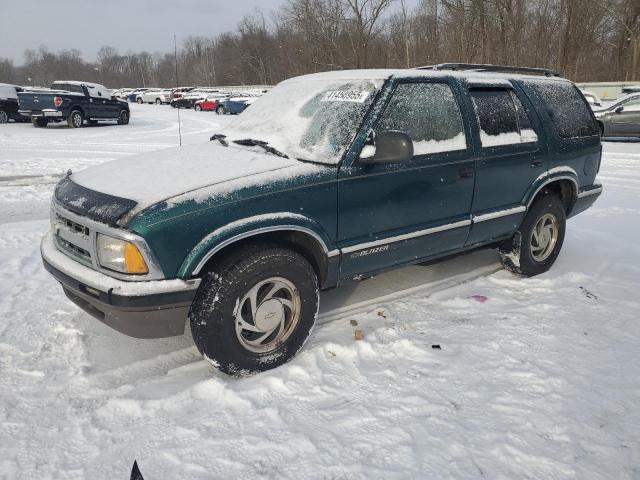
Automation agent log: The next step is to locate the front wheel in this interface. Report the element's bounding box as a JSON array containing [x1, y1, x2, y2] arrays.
[[190, 244, 319, 376], [155, 98, 162, 105], [136, 97, 143, 104], [67, 110, 83, 128], [216, 105, 226, 115], [194, 104, 202, 111], [0, 110, 8, 124], [499, 193, 566, 277]]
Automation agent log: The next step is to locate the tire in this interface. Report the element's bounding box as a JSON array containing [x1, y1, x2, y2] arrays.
[[67, 110, 83, 128], [32, 118, 48, 128], [190, 243, 319, 376], [117, 109, 129, 125], [499, 193, 566, 277], [136, 97, 143, 104], [194, 104, 202, 111], [0, 110, 8, 124], [216, 105, 226, 115], [155, 98, 162, 105]]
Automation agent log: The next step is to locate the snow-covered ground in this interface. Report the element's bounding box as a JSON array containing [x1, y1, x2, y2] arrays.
[[1, 105, 639, 479]]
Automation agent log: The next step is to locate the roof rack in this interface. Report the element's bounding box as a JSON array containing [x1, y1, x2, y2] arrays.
[[416, 63, 561, 77]]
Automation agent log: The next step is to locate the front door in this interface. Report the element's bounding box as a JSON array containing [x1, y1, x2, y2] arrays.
[[465, 85, 546, 245], [608, 96, 640, 136], [337, 79, 475, 278]]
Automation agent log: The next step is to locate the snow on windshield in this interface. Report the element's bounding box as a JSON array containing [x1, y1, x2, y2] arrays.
[[221, 77, 383, 165]]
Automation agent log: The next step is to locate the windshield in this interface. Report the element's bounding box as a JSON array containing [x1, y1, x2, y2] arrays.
[[220, 77, 384, 165]]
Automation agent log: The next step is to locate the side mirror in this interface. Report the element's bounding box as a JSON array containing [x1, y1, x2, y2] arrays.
[[615, 106, 624, 113], [359, 130, 414, 164]]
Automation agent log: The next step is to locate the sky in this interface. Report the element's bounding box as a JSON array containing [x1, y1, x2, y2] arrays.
[[0, 0, 288, 64]]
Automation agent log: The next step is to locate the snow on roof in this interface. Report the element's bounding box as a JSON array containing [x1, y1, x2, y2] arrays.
[[52, 80, 106, 89]]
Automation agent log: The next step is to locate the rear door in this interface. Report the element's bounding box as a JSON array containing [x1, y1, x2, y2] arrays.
[[465, 84, 545, 245], [337, 79, 476, 278]]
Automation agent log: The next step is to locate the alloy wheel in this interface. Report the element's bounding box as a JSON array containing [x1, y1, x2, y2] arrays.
[[530, 213, 559, 262], [234, 277, 301, 354]]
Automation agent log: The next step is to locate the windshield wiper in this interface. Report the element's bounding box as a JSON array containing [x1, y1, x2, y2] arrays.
[[233, 139, 289, 159], [210, 133, 228, 146]]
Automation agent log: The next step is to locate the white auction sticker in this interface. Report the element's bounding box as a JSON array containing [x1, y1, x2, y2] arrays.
[[322, 90, 370, 103]]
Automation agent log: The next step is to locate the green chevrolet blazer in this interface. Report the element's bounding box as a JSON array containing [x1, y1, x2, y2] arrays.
[[42, 64, 603, 376]]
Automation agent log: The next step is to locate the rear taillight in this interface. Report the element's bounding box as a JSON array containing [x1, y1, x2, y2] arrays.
[[53, 96, 63, 107]]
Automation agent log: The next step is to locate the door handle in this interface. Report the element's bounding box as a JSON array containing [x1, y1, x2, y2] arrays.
[[459, 168, 474, 178], [531, 160, 543, 168]]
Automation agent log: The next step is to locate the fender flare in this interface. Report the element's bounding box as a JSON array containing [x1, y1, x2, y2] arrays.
[[523, 167, 579, 209], [178, 212, 338, 277]]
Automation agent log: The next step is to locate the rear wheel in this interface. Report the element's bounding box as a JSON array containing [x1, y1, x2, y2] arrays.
[[194, 104, 202, 111], [216, 105, 226, 115], [155, 98, 162, 105], [67, 110, 83, 128], [117, 109, 129, 125], [32, 118, 48, 128], [0, 110, 8, 123], [136, 97, 143, 104], [500, 193, 566, 277], [189, 244, 319, 376]]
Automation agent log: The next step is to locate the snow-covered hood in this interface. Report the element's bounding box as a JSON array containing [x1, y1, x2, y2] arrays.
[[68, 143, 300, 217]]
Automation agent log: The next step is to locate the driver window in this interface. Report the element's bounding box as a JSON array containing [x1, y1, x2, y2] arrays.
[[621, 97, 640, 110], [376, 82, 467, 155]]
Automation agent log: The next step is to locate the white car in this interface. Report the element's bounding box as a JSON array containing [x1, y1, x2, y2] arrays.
[[136, 89, 172, 104]]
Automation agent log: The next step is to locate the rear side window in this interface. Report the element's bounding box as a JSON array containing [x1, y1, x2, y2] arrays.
[[470, 88, 538, 147], [527, 81, 597, 138], [376, 82, 466, 155]]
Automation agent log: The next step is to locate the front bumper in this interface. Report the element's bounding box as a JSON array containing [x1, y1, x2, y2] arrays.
[[41, 231, 200, 338]]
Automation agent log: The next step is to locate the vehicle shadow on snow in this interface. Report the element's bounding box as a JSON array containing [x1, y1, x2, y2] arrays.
[[74, 248, 501, 386]]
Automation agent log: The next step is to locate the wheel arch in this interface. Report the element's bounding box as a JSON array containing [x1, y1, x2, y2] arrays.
[[525, 170, 578, 215], [178, 214, 338, 287]]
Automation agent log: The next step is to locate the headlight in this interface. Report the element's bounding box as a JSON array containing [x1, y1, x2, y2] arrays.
[[96, 234, 149, 274]]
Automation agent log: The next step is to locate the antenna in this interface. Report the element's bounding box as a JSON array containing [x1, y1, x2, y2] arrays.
[[174, 34, 183, 146]]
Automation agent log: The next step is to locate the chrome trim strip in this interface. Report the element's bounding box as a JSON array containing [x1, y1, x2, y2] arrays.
[[52, 201, 165, 281], [578, 186, 603, 198], [341, 220, 471, 254], [192, 224, 338, 275], [472, 206, 526, 223]]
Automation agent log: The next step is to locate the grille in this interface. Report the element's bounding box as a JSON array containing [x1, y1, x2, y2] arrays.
[[56, 213, 89, 236], [53, 211, 93, 266]]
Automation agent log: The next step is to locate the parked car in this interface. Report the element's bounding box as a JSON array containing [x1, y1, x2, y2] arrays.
[[581, 90, 602, 107], [111, 88, 134, 100], [0, 83, 28, 123], [621, 85, 640, 95], [593, 92, 640, 138], [217, 95, 259, 115], [194, 94, 229, 112], [170, 87, 195, 100], [126, 88, 150, 102], [136, 89, 172, 104], [169, 89, 215, 109], [18, 81, 130, 128], [41, 64, 602, 376]]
